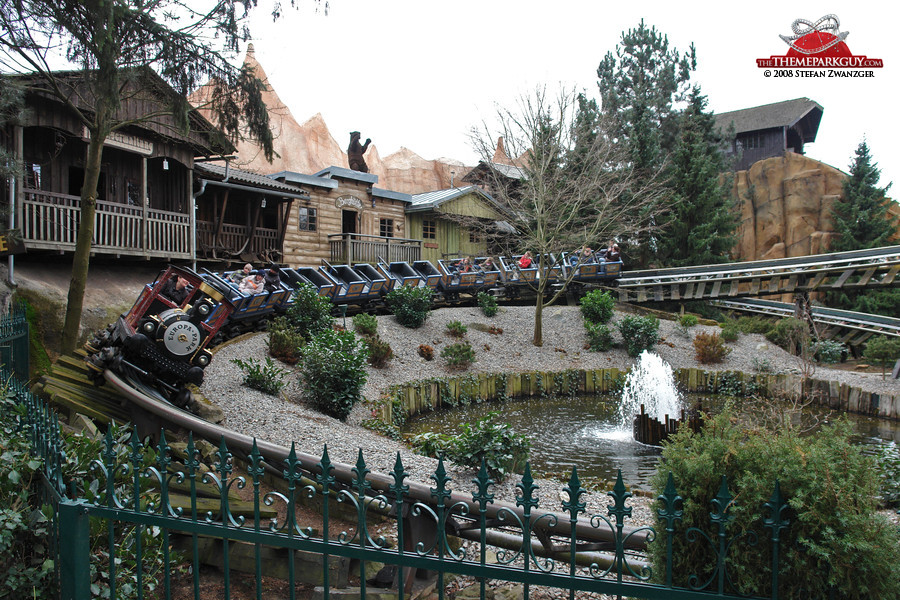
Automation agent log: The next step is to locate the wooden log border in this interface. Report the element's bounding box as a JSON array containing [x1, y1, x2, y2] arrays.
[[379, 368, 900, 424]]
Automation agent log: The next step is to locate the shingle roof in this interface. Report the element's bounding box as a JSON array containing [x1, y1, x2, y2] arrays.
[[195, 162, 304, 193], [714, 98, 823, 138]]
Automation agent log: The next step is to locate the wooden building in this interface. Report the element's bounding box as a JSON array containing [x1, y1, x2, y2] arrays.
[[406, 186, 513, 263], [2, 70, 230, 262], [715, 97, 823, 172], [270, 167, 418, 267]]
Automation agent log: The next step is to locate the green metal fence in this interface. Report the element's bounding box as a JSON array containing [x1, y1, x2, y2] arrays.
[[0, 301, 29, 380], [1, 375, 808, 600]]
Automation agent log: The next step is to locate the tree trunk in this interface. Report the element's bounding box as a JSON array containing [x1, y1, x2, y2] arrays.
[[532, 280, 545, 347], [61, 134, 105, 353]]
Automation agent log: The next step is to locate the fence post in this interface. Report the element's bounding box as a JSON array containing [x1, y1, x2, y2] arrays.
[[58, 499, 91, 600]]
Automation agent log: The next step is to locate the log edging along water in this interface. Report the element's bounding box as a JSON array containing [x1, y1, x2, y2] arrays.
[[377, 367, 900, 424]]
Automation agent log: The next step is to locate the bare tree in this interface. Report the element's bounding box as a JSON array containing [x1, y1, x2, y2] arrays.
[[469, 87, 668, 346]]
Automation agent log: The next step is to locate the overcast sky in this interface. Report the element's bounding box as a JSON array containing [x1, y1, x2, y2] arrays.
[[246, 1, 897, 189]]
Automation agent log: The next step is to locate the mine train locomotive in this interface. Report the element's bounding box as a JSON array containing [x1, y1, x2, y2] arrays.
[[84, 253, 623, 407], [85, 266, 235, 407]]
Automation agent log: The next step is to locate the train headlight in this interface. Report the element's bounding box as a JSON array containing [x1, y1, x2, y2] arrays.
[[141, 320, 156, 334], [197, 302, 211, 317], [195, 353, 210, 367]]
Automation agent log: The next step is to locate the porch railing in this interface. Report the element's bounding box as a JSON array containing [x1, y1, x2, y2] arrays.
[[328, 233, 421, 264], [20, 188, 191, 259], [197, 220, 280, 262]]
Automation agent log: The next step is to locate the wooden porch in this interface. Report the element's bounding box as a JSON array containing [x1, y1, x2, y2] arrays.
[[328, 233, 421, 264], [20, 189, 192, 259], [196, 220, 281, 264]]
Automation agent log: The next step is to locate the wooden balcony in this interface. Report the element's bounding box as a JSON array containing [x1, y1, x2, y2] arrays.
[[20, 189, 191, 259], [196, 221, 281, 264], [328, 233, 421, 264]]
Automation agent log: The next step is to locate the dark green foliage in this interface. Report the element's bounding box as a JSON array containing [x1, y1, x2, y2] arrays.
[[0, 393, 53, 598], [477, 291, 499, 317], [579, 289, 615, 324], [656, 87, 737, 267], [734, 315, 775, 335], [812, 339, 846, 364], [298, 329, 369, 421], [267, 316, 303, 364], [827, 140, 900, 311], [352, 312, 378, 337], [863, 335, 900, 378], [364, 336, 394, 368], [765, 318, 809, 353], [720, 322, 739, 342], [877, 442, 900, 506], [616, 315, 660, 357], [385, 285, 434, 328], [585, 322, 614, 352], [440, 341, 476, 370], [446, 320, 467, 338], [412, 412, 530, 479], [692, 331, 731, 364], [678, 314, 699, 328], [650, 409, 900, 598], [231, 356, 289, 396], [286, 283, 334, 339]]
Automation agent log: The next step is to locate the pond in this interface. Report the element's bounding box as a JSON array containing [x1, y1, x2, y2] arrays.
[[403, 393, 900, 491]]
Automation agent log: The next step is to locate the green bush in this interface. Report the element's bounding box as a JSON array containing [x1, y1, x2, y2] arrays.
[[751, 356, 774, 373], [286, 282, 334, 339], [477, 291, 498, 317], [580, 289, 615, 324], [231, 356, 289, 396], [735, 315, 775, 335], [0, 393, 54, 598], [864, 335, 900, 377], [878, 442, 900, 507], [650, 409, 900, 599], [692, 332, 731, 364], [352, 312, 378, 337], [385, 285, 434, 328], [812, 339, 846, 364], [446, 320, 467, 338], [364, 336, 394, 368], [440, 341, 476, 370], [267, 316, 304, 364], [584, 322, 613, 352], [443, 412, 530, 479], [720, 322, 739, 342], [678, 314, 699, 328], [765, 317, 809, 353], [616, 315, 660, 357], [298, 328, 369, 421]]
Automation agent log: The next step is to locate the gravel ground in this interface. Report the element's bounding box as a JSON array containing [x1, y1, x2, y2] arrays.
[[200, 305, 898, 524]]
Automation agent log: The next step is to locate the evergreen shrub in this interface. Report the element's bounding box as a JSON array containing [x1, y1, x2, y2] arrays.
[[812, 339, 846, 364], [720, 322, 739, 342], [440, 341, 476, 369], [650, 409, 900, 598], [735, 315, 775, 335], [352, 312, 378, 337], [580, 290, 615, 324], [765, 317, 809, 353], [585, 322, 614, 352], [692, 332, 731, 364], [364, 336, 394, 368], [267, 316, 303, 364], [617, 315, 660, 357], [446, 320, 467, 338], [864, 335, 900, 378], [477, 291, 499, 317], [231, 356, 289, 396], [385, 285, 434, 328], [299, 328, 369, 420], [286, 282, 334, 339]]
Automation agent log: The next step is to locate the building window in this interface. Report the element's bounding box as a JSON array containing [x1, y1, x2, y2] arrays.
[[469, 229, 482, 244], [380, 218, 394, 238], [740, 132, 762, 150], [422, 219, 436, 239], [298, 207, 317, 231]]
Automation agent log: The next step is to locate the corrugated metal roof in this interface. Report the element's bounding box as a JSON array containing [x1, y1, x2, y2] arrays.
[[714, 98, 823, 135], [195, 162, 302, 193], [408, 186, 482, 210]]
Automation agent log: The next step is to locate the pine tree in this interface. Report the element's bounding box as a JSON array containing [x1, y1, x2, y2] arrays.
[[827, 141, 899, 313], [656, 87, 737, 267]]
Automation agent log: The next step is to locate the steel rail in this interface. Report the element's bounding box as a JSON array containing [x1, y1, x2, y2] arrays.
[[104, 370, 651, 552]]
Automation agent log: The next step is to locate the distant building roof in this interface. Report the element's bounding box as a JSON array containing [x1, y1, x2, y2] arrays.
[[372, 187, 412, 203], [408, 186, 494, 212], [313, 166, 379, 185], [268, 170, 338, 190], [715, 97, 823, 142]]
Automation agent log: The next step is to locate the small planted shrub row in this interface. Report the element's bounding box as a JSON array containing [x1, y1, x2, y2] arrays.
[[351, 312, 393, 368]]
